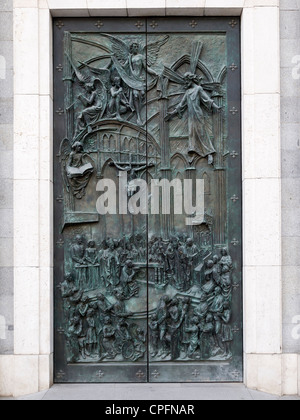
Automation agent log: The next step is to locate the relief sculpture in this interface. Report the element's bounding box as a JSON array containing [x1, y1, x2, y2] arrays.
[[55, 25, 241, 381]]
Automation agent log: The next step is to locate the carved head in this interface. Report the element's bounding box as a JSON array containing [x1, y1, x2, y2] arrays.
[[206, 260, 214, 269], [191, 316, 199, 325], [187, 238, 193, 246], [151, 314, 158, 321], [126, 260, 134, 269], [130, 43, 140, 55], [88, 240, 96, 248], [162, 295, 170, 304], [65, 273, 73, 282], [184, 72, 199, 88], [213, 255, 219, 264], [104, 316, 111, 324], [72, 142, 84, 153], [221, 248, 228, 256], [214, 286, 222, 295], [85, 83, 94, 93], [113, 77, 121, 87], [75, 234, 84, 245]]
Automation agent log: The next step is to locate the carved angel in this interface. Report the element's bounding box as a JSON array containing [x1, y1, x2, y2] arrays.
[[102, 34, 169, 126], [66, 54, 109, 139], [59, 139, 94, 199]]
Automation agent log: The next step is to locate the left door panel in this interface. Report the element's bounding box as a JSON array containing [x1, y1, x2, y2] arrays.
[[54, 18, 148, 383]]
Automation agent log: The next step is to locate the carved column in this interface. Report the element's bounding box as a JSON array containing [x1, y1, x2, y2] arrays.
[[63, 32, 75, 212], [212, 91, 226, 246], [159, 79, 173, 239]]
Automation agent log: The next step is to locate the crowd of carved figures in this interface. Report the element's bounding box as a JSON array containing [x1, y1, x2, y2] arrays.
[[69, 233, 207, 294], [61, 273, 146, 363], [61, 230, 234, 362], [149, 247, 234, 361]]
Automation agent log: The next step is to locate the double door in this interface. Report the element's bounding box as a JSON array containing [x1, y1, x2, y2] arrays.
[[54, 17, 242, 383]]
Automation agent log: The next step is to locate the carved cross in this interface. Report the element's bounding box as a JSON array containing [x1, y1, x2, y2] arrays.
[[189, 20, 198, 29], [95, 21, 104, 29], [136, 370, 145, 379], [56, 21, 64, 30], [56, 108, 64, 116], [152, 370, 160, 379], [230, 107, 239, 116], [232, 324, 240, 334], [232, 282, 240, 291], [192, 369, 200, 378], [135, 21, 144, 30], [56, 239, 65, 247], [232, 370, 241, 380], [56, 196, 64, 203], [231, 238, 239, 246], [57, 327, 65, 335], [230, 151, 239, 159], [230, 63, 238, 72], [150, 21, 158, 29], [231, 195, 239, 203], [56, 64, 63, 72], [56, 370, 66, 380], [229, 19, 238, 28], [96, 370, 104, 379]]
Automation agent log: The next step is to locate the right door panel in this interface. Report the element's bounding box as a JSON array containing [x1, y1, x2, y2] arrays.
[[146, 18, 243, 383]]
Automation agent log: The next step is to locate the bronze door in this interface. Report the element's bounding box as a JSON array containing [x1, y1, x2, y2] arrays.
[[54, 17, 242, 383]]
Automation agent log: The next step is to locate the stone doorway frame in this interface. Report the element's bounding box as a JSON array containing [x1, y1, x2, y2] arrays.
[[2, 0, 283, 397]]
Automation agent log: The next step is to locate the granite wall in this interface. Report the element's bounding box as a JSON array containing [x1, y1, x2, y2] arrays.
[[281, 0, 300, 354], [0, 0, 13, 355]]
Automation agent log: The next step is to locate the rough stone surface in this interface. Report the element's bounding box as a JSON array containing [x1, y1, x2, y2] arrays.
[[281, 0, 300, 355], [0, 0, 13, 355]]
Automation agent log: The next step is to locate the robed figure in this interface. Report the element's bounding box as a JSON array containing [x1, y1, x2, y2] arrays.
[[166, 72, 221, 165]]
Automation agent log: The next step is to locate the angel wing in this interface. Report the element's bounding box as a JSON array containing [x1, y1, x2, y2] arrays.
[[201, 82, 221, 92], [145, 35, 169, 67], [78, 61, 111, 89], [93, 78, 108, 119], [66, 53, 92, 86], [101, 33, 130, 63], [59, 138, 72, 192]]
